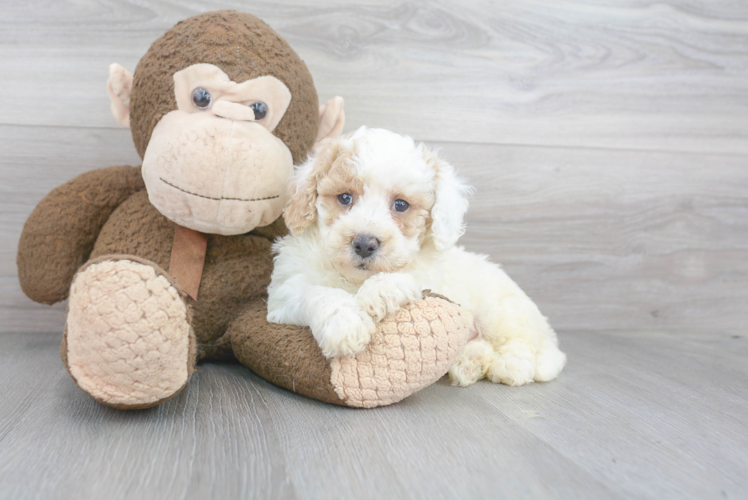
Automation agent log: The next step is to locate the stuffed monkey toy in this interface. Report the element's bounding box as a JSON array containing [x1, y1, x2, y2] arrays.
[[17, 11, 469, 410]]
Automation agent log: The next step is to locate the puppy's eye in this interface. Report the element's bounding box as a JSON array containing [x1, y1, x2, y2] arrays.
[[338, 193, 353, 206], [393, 199, 409, 212], [250, 102, 268, 120], [192, 88, 212, 110]]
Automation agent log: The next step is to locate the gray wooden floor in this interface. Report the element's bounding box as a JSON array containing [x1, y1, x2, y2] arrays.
[[1, 1, 747, 498], [1, 330, 746, 499]]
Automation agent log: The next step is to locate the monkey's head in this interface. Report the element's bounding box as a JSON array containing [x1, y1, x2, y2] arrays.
[[106, 11, 344, 235]]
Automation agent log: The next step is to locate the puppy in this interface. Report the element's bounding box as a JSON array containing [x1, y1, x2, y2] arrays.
[[267, 127, 566, 387]]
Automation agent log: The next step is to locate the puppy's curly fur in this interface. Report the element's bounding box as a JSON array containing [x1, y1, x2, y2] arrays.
[[267, 127, 566, 387]]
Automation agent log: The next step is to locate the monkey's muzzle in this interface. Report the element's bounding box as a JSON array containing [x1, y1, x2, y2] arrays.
[[141, 110, 293, 235]]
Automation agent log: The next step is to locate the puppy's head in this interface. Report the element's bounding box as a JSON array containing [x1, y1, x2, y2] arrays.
[[284, 126, 471, 283]]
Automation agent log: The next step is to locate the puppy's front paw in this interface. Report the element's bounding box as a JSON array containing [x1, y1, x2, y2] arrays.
[[315, 306, 376, 358], [266, 308, 284, 324], [356, 273, 422, 322]]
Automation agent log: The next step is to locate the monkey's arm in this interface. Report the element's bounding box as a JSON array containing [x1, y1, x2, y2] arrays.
[[17, 165, 145, 304]]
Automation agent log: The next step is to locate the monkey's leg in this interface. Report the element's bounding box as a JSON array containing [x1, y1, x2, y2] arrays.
[[228, 292, 470, 408], [62, 255, 197, 409]]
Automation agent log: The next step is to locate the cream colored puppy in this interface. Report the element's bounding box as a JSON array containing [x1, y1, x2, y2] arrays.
[[267, 127, 566, 387]]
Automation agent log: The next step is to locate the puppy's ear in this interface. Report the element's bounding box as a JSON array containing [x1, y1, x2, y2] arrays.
[[423, 147, 473, 250], [284, 139, 340, 235]]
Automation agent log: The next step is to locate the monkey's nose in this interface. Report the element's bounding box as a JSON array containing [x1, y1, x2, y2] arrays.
[[352, 234, 380, 259], [212, 100, 256, 121]]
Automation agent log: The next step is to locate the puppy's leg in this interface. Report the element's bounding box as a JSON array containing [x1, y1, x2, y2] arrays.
[[267, 275, 375, 358], [482, 292, 566, 386], [534, 333, 568, 382], [446, 251, 566, 386], [448, 338, 494, 387], [356, 272, 422, 322]]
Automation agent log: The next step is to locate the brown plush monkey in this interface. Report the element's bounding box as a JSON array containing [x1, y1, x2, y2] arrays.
[[17, 11, 469, 409]]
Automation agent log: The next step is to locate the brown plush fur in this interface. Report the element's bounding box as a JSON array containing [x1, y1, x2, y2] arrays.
[[17, 166, 145, 304], [17, 11, 465, 409], [16, 12, 344, 407], [230, 301, 346, 406], [130, 10, 318, 165], [22, 159, 344, 406], [88, 185, 281, 361]]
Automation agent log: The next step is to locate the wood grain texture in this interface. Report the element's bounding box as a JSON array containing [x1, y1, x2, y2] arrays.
[[1, 1, 748, 498], [2, 125, 746, 333], [2, 0, 748, 152], [441, 142, 748, 333], [0, 331, 746, 499]]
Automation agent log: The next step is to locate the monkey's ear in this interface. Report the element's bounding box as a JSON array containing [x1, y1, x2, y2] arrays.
[[315, 97, 345, 146], [107, 63, 133, 128]]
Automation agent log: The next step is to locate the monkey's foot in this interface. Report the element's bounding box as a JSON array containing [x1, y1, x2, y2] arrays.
[[63, 257, 196, 409]]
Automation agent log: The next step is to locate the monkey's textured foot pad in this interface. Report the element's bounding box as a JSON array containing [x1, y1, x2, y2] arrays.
[[64, 258, 194, 409], [330, 294, 470, 408]]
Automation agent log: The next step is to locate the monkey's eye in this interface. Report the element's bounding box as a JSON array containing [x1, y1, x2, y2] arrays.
[[393, 199, 410, 212], [250, 102, 268, 120], [191, 88, 212, 110], [338, 193, 353, 206]]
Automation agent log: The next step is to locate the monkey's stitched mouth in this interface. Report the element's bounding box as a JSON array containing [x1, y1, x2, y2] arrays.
[[160, 177, 280, 202]]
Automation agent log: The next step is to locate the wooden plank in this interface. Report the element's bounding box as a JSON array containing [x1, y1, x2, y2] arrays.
[[2, 2, 747, 499], [0, 330, 745, 499], [471, 330, 748, 499], [0, 124, 140, 334], [2, 124, 746, 334], [1, 0, 747, 153], [435, 141, 748, 333]]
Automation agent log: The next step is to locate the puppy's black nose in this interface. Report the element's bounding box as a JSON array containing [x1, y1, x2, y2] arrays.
[[352, 234, 380, 258]]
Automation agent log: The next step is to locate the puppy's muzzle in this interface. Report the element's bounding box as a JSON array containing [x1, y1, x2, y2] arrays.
[[352, 234, 380, 259]]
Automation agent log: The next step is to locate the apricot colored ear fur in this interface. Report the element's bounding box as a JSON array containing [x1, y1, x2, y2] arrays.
[[284, 139, 340, 235], [107, 63, 133, 129], [315, 97, 345, 146]]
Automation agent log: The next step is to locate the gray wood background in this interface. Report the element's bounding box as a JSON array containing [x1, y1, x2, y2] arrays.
[[1, 1, 746, 498]]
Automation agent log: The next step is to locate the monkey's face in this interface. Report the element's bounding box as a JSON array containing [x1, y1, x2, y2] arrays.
[[141, 64, 294, 235]]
